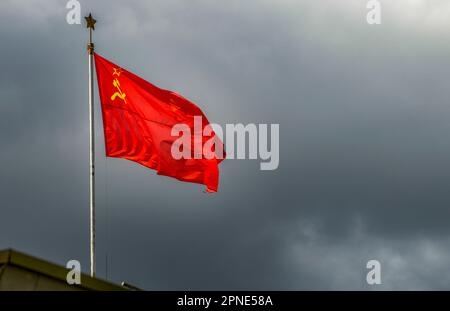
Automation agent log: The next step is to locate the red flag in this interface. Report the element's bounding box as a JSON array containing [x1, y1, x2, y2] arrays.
[[94, 53, 224, 192]]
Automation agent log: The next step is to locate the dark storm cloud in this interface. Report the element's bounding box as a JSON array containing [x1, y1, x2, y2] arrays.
[[1, 0, 450, 290]]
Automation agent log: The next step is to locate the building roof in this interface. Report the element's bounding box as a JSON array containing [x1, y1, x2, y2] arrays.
[[0, 249, 130, 291]]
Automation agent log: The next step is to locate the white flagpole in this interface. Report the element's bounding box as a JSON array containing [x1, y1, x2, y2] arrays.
[[86, 13, 97, 278]]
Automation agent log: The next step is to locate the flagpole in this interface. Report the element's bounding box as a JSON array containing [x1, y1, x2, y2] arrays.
[[86, 13, 97, 278]]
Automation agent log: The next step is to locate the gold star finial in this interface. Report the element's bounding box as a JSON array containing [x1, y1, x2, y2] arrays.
[[85, 13, 96, 30]]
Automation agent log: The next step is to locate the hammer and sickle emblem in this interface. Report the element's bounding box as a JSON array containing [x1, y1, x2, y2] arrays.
[[111, 78, 127, 103]]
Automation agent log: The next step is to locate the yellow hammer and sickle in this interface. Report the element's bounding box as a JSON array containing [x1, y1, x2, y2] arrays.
[[111, 78, 127, 103]]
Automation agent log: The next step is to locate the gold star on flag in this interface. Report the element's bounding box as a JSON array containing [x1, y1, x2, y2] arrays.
[[113, 68, 123, 77]]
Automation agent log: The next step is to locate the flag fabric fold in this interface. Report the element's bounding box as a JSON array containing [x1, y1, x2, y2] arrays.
[[94, 53, 224, 192]]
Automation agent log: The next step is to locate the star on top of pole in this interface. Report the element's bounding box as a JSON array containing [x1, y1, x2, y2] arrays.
[[85, 13, 96, 54], [85, 13, 97, 30]]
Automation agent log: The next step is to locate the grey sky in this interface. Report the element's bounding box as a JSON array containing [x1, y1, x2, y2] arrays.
[[1, 0, 450, 290]]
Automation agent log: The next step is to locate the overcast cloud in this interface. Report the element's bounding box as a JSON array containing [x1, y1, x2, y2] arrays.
[[1, 0, 450, 290]]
